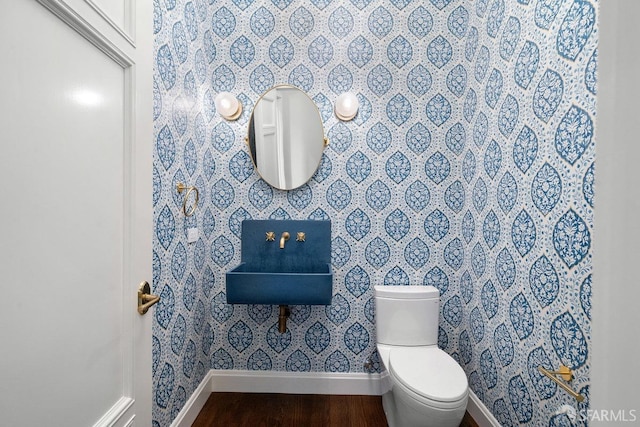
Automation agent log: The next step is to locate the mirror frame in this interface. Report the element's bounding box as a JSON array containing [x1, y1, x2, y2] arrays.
[[245, 84, 327, 190]]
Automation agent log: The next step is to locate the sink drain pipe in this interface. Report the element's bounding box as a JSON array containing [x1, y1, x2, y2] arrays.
[[278, 305, 290, 333]]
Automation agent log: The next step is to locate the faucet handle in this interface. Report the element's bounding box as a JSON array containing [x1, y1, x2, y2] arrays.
[[296, 232, 306, 242], [266, 231, 275, 242]]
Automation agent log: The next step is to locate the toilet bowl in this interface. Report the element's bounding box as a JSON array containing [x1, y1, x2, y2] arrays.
[[374, 285, 469, 427]]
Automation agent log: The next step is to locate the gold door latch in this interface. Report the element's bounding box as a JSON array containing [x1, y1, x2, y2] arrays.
[[138, 281, 160, 315]]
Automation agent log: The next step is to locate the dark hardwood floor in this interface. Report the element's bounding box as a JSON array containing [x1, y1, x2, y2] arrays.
[[192, 393, 479, 426]]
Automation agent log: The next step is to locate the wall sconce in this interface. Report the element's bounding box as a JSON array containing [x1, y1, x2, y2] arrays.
[[215, 92, 242, 120], [335, 92, 359, 121]]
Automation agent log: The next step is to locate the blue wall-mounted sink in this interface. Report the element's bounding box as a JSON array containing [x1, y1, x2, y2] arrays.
[[226, 220, 332, 305]]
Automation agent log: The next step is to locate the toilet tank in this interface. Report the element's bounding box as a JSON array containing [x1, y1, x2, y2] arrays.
[[374, 285, 440, 346]]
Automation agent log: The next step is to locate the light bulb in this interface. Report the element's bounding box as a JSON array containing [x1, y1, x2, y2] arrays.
[[214, 92, 241, 120], [335, 92, 359, 121]]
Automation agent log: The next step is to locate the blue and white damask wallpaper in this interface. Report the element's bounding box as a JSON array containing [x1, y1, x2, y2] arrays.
[[152, 0, 597, 425]]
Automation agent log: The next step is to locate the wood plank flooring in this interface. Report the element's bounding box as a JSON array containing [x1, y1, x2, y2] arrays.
[[192, 393, 479, 426]]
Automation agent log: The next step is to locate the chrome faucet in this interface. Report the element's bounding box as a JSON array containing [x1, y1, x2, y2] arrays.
[[279, 232, 290, 249]]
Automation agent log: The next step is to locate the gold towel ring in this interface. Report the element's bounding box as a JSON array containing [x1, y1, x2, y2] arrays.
[[176, 183, 199, 217]]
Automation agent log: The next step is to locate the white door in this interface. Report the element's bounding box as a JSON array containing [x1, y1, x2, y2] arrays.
[[254, 91, 280, 185], [0, 0, 153, 426]]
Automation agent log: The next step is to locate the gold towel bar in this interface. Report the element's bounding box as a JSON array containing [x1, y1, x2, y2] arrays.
[[538, 366, 585, 402], [176, 183, 199, 217]]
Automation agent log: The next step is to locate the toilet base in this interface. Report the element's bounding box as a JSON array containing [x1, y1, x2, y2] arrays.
[[382, 391, 397, 427], [381, 387, 467, 427]]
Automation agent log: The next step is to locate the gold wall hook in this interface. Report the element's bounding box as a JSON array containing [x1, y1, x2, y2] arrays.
[[296, 232, 306, 242], [538, 366, 584, 402], [266, 231, 275, 241], [176, 182, 199, 217]]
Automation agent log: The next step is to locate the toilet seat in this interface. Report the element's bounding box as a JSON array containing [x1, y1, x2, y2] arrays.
[[389, 346, 468, 408]]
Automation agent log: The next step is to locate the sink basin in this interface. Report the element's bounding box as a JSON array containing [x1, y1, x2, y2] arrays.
[[226, 220, 333, 305], [226, 263, 333, 305]]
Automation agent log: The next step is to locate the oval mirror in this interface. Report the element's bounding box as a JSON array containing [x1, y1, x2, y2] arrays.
[[247, 85, 326, 190]]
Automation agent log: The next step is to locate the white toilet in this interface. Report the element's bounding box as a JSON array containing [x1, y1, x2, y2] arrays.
[[374, 285, 469, 427]]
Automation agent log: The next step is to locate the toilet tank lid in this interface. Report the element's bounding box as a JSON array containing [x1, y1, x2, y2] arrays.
[[374, 285, 439, 299]]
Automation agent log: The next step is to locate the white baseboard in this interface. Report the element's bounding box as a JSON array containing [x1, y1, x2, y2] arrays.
[[171, 370, 497, 427], [169, 370, 214, 427], [466, 389, 501, 427], [210, 369, 387, 395]]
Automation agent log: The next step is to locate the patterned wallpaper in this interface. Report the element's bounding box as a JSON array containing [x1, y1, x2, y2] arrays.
[[152, 0, 597, 426]]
